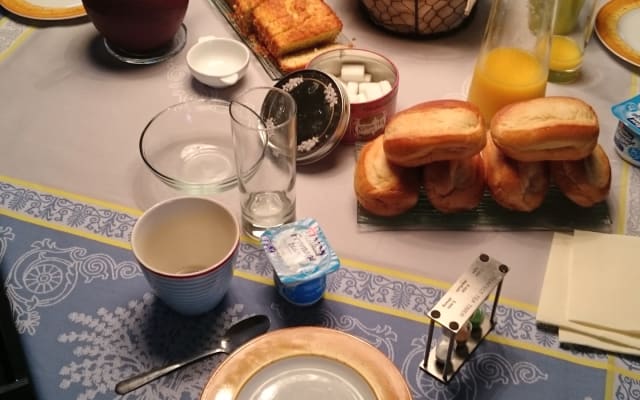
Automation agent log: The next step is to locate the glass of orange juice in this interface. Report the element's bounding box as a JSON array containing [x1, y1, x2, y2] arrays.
[[547, 0, 598, 83], [467, 0, 556, 123]]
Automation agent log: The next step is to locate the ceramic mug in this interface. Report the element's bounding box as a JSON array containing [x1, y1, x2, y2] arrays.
[[130, 196, 239, 315], [82, 0, 189, 53]]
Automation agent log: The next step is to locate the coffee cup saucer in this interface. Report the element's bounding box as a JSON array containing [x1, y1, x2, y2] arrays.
[[104, 23, 187, 65]]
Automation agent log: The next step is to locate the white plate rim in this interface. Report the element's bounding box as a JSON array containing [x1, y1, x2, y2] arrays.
[[0, 0, 85, 21], [595, 0, 640, 67], [200, 326, 412, 400]]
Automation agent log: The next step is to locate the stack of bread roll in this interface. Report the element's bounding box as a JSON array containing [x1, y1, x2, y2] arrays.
[[354, 97, 611, 217]]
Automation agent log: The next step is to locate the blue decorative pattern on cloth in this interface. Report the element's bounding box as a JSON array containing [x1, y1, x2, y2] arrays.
[[0, 16, 33, 61], [1, 178, 640, 400]]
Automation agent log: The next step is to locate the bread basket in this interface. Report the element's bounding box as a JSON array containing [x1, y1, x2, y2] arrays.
[[359, 0, 478, 36]]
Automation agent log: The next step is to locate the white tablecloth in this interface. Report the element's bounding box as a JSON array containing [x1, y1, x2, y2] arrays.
[[1, 0, 638, 307]]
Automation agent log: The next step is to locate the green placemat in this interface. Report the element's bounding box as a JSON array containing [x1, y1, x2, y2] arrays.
[[357, 186, 612, 232], [354, 143, 612, 232]]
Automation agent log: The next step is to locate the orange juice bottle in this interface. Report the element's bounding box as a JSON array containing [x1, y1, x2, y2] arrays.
[[468, 47, 548, 123], [468, 0, 555, 123]]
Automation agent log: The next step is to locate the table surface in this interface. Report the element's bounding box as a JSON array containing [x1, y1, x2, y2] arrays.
[[1, 0, 640, 399]]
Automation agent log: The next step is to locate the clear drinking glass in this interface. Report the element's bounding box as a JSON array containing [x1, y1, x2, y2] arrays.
[[229, 87, 297, 240], [467, 0, 557, 122], [547, 0, 598, 83]]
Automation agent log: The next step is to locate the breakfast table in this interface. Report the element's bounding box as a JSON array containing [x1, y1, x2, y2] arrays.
[[1, 0, 640, 399]]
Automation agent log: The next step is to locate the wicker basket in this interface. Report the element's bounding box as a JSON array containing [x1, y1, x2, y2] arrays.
[[359, 0, 478, 36]]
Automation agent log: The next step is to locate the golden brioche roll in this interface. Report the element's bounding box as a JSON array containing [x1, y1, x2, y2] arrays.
[[490, 96, 599, 162], [550, 144, 611, 207], [483, 135, 549, 212], [382, 99, 487, 167], [423, 153, 485, 213], [354, 135, 420, 216]]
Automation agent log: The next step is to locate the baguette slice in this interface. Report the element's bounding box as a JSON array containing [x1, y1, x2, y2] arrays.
[[278, 43, 351, 73], [383, 99, 487, 167], [490, 96, 599, 162], [354, 135, 420, 217]]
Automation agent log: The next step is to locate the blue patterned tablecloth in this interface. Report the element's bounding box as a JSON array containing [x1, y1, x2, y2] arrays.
[[0, 12, 34, 62], [1, 176, 640, 400]]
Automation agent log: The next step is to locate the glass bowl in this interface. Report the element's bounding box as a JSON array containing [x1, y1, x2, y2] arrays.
[[139, 99, 237, 194]]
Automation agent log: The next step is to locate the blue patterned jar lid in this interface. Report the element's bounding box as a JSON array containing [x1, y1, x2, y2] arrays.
[[274, 69, 350, 165]]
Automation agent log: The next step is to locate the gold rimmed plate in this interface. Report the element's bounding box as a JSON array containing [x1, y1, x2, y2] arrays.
[[200, 326, 412, 400], [595, 0, 640, 67], [0, 0, 85, 20]]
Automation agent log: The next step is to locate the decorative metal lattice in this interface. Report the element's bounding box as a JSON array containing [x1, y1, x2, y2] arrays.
[[359, 0, 476, 36]]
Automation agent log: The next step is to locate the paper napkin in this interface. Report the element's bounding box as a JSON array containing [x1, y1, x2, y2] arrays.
[[566, 230, 640, 334], [537, 231, 640, 355], [536, 232, 573, 326], [559, 328, 640, 356]]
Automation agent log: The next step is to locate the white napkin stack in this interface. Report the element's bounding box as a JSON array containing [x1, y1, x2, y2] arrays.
[[537, 230, 640, 356]]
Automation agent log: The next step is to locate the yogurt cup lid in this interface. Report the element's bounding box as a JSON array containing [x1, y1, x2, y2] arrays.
[[261, 217, 340, 286], [274, 69, 350, 165], [611, 94, 640, 135]]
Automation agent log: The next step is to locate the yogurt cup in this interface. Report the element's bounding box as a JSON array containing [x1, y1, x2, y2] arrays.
[[261, 218, 340, 306], [274, 274, 327, 306], [611, 95, 640, 168]]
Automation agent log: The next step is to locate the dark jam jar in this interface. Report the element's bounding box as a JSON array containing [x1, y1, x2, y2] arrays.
[[274, 69, 350, 165]]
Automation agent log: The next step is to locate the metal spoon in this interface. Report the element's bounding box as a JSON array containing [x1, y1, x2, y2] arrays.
[[115, 314, 270, 395]]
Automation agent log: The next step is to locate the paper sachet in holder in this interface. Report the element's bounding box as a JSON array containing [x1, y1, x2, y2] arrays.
[[420, 254, 509, 383]]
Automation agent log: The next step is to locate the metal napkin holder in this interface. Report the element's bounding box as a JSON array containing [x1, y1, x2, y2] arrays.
[[420, 254, 508, 383]]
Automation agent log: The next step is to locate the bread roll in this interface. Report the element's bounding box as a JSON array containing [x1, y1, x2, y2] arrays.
[[490, 96, 599, 162], [550, 144, 611, 207], [483, 135, 549, 212], [382, 100, 487, 167], [354, 135, 420, 216], [423, 154, 485, 213]]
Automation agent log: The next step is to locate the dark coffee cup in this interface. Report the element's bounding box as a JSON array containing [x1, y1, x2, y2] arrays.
[[82, 0, 189, 53]]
